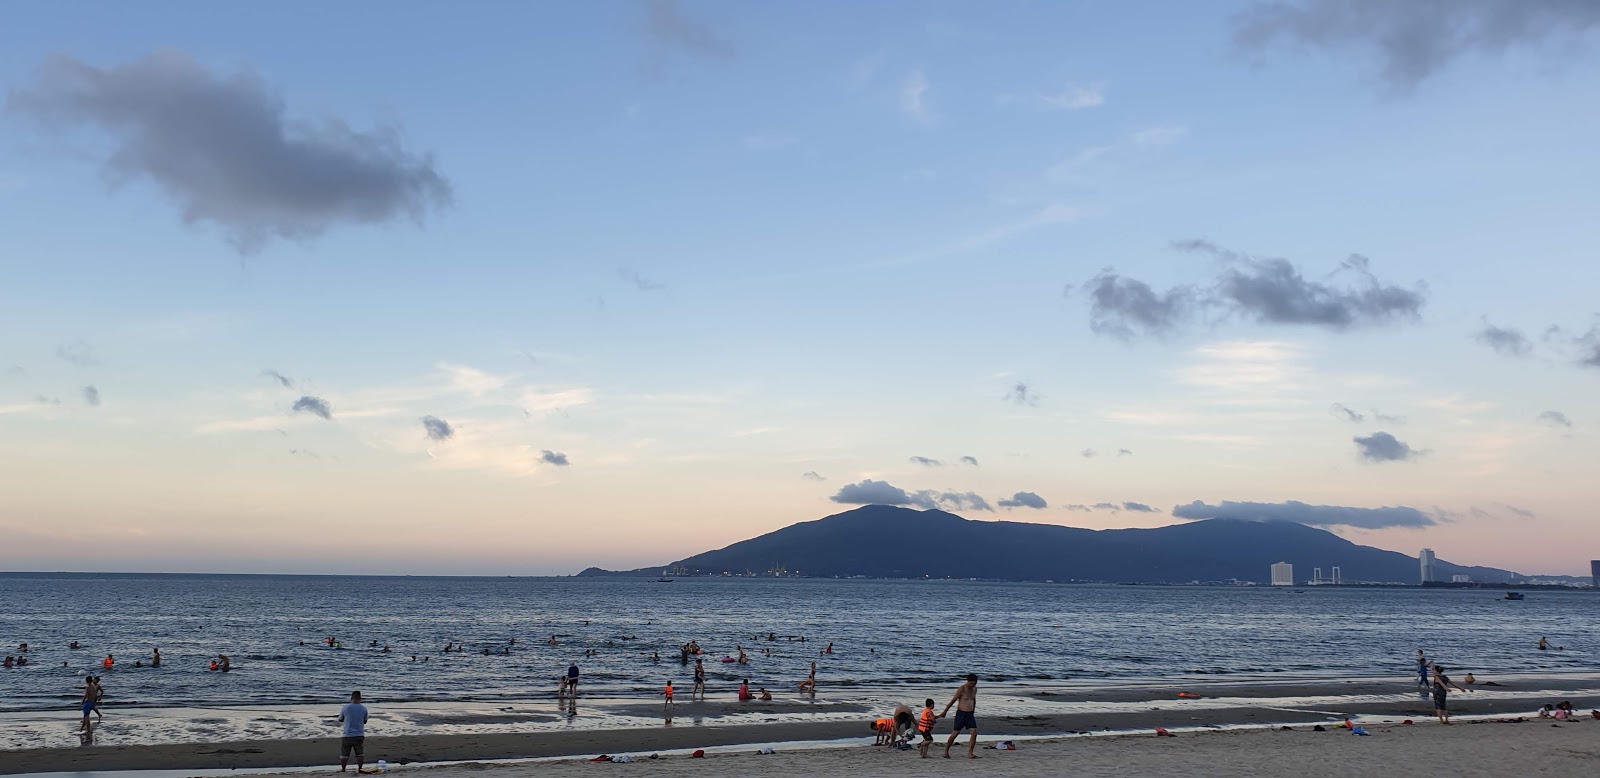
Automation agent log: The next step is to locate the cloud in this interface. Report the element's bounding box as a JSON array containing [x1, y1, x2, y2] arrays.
[[1082, 244, 1423, 337], [1578, 324, 1600, 369], [1231, 0, 1600, 90], [1122, 501, 1156, 512], [1475, 321, 1532, 357], [1117, 448, 1134, 456], [421, 415, 454, 441], [644, 0, 736, 62], [998, 491, 1048, 509], [1002, 382, 1039, 407], [1132, 124, 1187, 146], [801, 471, 826, 481], [292, 395, 332, 420], [959, 455, 979, 467], [8, 50, 451, 253], [1538, 410, 1573, 428], [618, 267, 666, 292], [1064, 503, 1091, 511], [900, 69, 932, 121], [82, 385, 100, 406], [831, 479, 914, 506], [1330, 403, 1365, 422], [1353, 430, 1418, 462], [1079, 270, 1196, 339], [56, 340, 97, 367], [1081, 448, 1097, 458], [35, 395, 61, 405], [1373, 409, 1407, 424], [829, 479, 992, 512], [540, 450, 570, 466], [1173, 499, 1435, 529], [1092, 502, 1118, 510], [260, 369, 293, 389], [998, 82, 1105, 110], [520, 387, 595, 414], [908, 456, 943, 467]]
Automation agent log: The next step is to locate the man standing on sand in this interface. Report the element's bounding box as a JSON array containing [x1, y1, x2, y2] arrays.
[[692, 658, 706, 700], [336, 691, 369, 773], [941, 673, 979, 759], [79, 676, 100, 733]]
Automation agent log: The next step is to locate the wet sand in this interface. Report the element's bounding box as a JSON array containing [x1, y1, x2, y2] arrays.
[[6, 675, 1597, 774]]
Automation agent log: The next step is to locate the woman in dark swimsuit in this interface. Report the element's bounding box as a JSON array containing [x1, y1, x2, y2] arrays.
[[1432, 664, 1466, 724]]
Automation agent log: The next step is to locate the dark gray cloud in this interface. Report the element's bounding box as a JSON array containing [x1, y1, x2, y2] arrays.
[[1353, 431, 1418, 462], [1079, 270, 1195, 339], [292, 395, 332, 420], [8, 51, 451, 253], [1064, 503, 1091, 511], [618, 267, 666, 292], [998, 491, 1048, 509], [831, 479, 914, 506], [261, 369, 293, 389], [1232, 0, 1600, 90], [1002, 382, 1038, 407], [959, 455, 979, 467], [1330, 403, 1365, 423], [645, 0, 736, 62], [1205, 250, 1424, 328], [1579, 324, 1600, 369], [421, 415, 454, 441], [1538, 410, 1573, 428], [1475, 321, 1532, 357], [1083, 244, 1423, 337], [1092, 502, 1118, 510], [908, 456, 943, 467], [56, 340, 96, 367], [1173, 499, 1435, 529], [801, 471, 826, 481], [540, 450, 570, 466], [1122, 501, 1156, 512], [81, 385, 100, 406], [829, 479, 992, 512]]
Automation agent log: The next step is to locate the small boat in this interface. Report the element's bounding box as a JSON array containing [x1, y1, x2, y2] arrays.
[[1504, 592, 1525, 600], [655, 578, 673, 583]]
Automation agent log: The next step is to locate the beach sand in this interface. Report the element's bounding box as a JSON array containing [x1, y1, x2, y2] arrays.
[[216, 719, 1597, 778]]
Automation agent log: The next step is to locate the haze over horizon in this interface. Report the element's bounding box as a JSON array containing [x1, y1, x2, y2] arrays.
[[3, 1, 1598, 577]]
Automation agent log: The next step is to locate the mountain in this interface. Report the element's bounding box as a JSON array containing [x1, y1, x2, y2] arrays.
[[579, 505, 1518, 584]]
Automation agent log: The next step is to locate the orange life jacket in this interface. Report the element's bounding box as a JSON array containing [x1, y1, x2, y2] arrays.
[[874, 717, 893, 732], [103, 657, 113, 669], [210, 661, 218, 671], [919, 708, 937, 732], [663, 684, 674, 698]]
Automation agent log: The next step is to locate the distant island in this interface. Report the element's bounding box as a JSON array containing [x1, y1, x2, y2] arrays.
[[579, 505, 1523, 585]]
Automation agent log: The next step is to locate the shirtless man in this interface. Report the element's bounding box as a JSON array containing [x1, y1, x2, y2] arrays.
[[692, 658, 706, 700], [797, 661, 817, 693], [79, 676, 100, 733], [941, 674, 979, 759]]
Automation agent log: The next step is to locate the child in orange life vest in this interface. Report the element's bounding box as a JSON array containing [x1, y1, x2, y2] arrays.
[[662, 681, 674, 706], [916, 698, 940, 758], [871, 716, 896, 746]]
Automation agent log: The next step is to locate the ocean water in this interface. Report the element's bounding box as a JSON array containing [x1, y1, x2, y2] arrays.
[[2, 573, 1593, 717]]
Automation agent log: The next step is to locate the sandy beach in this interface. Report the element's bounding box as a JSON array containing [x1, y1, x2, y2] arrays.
[[210, 719, 1597, 778]]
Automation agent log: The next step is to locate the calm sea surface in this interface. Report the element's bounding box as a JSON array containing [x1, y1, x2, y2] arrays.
[[1, 574, 1593, 713]]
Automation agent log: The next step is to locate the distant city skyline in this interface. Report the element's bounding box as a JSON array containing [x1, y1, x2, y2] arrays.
[[2, 1, 1599, 575]]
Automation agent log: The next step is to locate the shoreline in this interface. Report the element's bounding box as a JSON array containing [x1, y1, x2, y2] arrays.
[[7, 675, 1598, 775]]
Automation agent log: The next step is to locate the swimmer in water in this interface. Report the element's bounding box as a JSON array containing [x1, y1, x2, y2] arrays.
[[1539, 636, 1549, 650]]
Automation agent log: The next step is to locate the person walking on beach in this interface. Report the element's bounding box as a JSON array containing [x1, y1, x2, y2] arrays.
[[78, 676, 100, 733], [692, 658, 706, 700], [941, 673, 979, 759], [565, 662, 580, 697], [798, 660, 817, 693], [1431, 665, 1466, 725], [916, 698, 940, 758], [1415, 649, 1429, 689], [336, 691, 369, 772]]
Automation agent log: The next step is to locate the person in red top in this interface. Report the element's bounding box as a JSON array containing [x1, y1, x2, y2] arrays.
[[102, 655, 114, 670]]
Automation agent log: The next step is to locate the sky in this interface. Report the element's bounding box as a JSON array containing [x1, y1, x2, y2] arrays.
[[2, 1, 1598, 576]]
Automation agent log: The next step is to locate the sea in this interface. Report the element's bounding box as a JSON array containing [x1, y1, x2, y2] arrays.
[[1, 574, 1595, 748]]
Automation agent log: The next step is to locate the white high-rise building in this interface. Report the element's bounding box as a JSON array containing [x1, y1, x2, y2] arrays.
[[1420, 548, 1438, 584], [1271, 562, 1294, 587]]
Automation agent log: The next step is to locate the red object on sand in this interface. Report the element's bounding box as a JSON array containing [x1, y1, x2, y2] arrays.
[[1176, 692, 1200, 699], [691, 749, 706, 758], [1155, 727, 1176, 737], [1403, 719, 1414, 725]]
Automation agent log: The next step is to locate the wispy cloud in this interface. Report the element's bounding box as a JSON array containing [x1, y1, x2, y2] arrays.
[[801, 471, 826, 481], [9, 51, 450, 253], [1475, 320, 1532, 357], [900, 69, 932, 121], [1330, 403, 1365, 422], [1002, 382, 1038, 407], [260, 369, 294, 389], [56, 340, 97, 367], [908, 456, 943, 467], [1538, 410, 1573, 428], [81, 385, 101, 407], [644, 0, 736, 67], [998, 82, 1105, 110], [1132, 124, 1187, 146], [959, 455, 979, 467], [618, 267, 667, 292]]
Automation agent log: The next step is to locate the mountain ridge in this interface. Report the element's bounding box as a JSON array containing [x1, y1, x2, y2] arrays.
[[579, 505, 1518, 584]]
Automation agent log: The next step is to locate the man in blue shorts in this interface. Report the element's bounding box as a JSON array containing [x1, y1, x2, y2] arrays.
[[941, 673, 979, 759]]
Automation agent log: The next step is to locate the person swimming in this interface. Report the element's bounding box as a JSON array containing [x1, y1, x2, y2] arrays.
[[1539, 636, 1549, 650]]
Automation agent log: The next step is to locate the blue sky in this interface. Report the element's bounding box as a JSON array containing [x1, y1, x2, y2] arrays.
[[2, 1, 1598, 575]]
